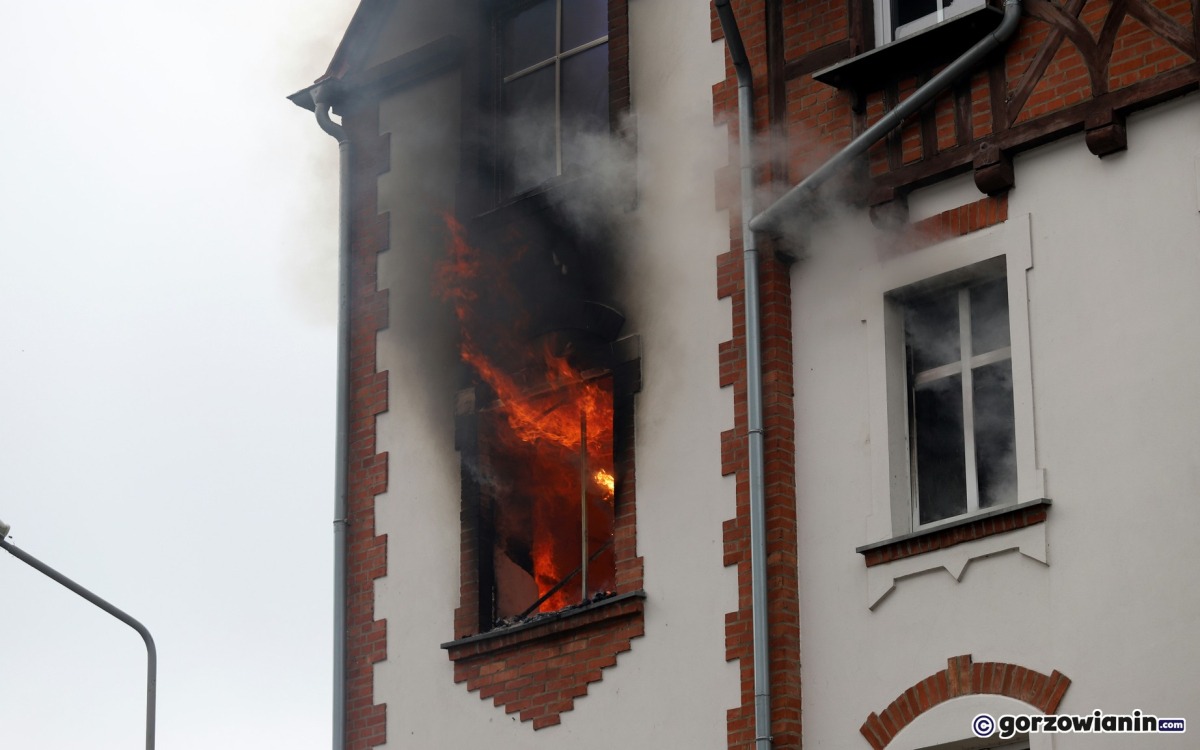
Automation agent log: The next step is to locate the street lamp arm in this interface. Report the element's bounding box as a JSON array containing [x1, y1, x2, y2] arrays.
[[0, 536, 157, 750]]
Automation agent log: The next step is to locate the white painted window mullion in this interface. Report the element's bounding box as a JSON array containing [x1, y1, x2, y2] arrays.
[[959, 288, 980, 514]]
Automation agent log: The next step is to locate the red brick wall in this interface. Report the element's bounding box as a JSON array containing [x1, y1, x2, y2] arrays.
[[446, 595, 646, 729], [343, 101, 392, 750], [765, 0, 1200, 198], [713, 4, 804, 749], [336, 0, 643, 737]]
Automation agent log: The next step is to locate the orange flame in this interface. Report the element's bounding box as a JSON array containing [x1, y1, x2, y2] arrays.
[[439, 215, 616, 616], [594, 469, 615, 499]]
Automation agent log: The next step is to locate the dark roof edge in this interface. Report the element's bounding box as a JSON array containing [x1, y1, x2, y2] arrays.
[[289, 35, 464, 113], [286, 0, 395, 111], [322, 0, 395, 82]]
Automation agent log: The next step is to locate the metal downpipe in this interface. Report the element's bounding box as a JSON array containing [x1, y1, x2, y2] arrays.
[[312, 82, 351, 750], [714, 3, 772, 749], [749, 0, 1023, 234]]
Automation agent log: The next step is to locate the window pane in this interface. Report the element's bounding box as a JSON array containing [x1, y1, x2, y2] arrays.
[[906, 290, 959, 372], [894, 0, 937, 27], [970, 277, 1010, 354], [502, 0, 556, 76], [915, 374, 967, 525], [973, 360, 1016, 508], [502, 66, 556, 196], [561, 43, 609, 173], [562, 0, 608, 51], [481, 375, 616, 622]]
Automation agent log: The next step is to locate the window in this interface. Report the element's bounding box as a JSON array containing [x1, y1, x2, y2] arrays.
[[877, 0, 986, 44], [477, 367, 618, 624], [857, 218, 1050, 604], [862, 214, 1047, 545], [440, 214, 640, 637], [498, 0, 609, 197], [898, 270, 1016, 528]]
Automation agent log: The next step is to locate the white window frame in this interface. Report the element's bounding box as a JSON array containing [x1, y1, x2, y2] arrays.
[[862, 214, 1047, 542], [876, 0, 988, 45], [897, 264, 1015, 529]]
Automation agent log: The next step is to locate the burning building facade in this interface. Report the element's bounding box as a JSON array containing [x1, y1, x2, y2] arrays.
[[292, 0, 1200, 748]]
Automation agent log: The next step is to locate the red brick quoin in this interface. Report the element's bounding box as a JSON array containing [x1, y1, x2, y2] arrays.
[[860, 655, 1072, 749], [713, 2, 804, 749], [343, 99, 392, 750]]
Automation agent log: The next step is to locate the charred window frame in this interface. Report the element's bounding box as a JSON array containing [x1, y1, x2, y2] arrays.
[[454, 337, 641, 636], [460, 0, 629, 214], [896, 270, 1016, 528], [495, 0, 610, 198]]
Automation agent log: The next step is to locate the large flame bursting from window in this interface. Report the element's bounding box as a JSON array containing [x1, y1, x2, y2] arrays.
[[437, 216, 616, 616]]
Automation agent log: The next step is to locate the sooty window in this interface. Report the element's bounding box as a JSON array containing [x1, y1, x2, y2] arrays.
[[477, 366, 618, 622], [900, 273, 1016, 527], [498, 0, 609, 197], [441, 209, 639, 637]]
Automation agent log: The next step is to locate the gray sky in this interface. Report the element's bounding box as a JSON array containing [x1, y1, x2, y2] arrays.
[[0, 2, 358, 747]]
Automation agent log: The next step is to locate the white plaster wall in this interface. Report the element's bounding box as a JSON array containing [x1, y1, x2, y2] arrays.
[[368, 0, 740, 745], [793, 93, 1200, 749]]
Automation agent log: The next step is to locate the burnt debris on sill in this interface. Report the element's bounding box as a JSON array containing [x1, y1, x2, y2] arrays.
[[442, 590, 646, 651]]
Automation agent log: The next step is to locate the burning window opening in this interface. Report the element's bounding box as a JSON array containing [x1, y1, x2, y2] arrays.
[[479, 369, 617, 623], [439, 213, 628, 631]]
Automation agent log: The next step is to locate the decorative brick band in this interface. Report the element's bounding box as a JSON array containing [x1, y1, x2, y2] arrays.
[[912, 194, 1008, 243], [857, 500, 1051, 567], [449, 360, 644, 728], [343, 101, 392, 750], [445, 594, 645, 730], [886, 194, 1009, 256], [860, 655, 1072, 750]]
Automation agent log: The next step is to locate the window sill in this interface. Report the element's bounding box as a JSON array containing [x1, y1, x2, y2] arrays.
[[812, 4, 1004, 91], [857, 498, 1051, 567], [858, 501, 1050, 608], [442, 590, 646, 660]]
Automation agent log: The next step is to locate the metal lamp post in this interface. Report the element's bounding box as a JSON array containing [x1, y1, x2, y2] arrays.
[[0, 519, 157, 750]]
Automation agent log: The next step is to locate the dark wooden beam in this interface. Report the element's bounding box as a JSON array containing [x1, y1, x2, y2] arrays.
[[954, 79, 973, 147], [783, 39, 855, 81], [1085, 109, 1128, 156], [884, 83, 903, 170], [1007, 0, 1088, 122], [767, 0, 788, 183], [918, 72, 939, 160], [870, 62, 1200, 200]]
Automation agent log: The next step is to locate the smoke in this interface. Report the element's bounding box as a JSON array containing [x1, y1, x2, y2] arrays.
[[501, 108, 639, 247], [277, 0, 361, 327], [902, 277, 1018, 512]]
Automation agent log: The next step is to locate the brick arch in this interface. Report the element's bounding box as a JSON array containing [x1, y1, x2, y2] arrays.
[[860, 654, 1072, 749]]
